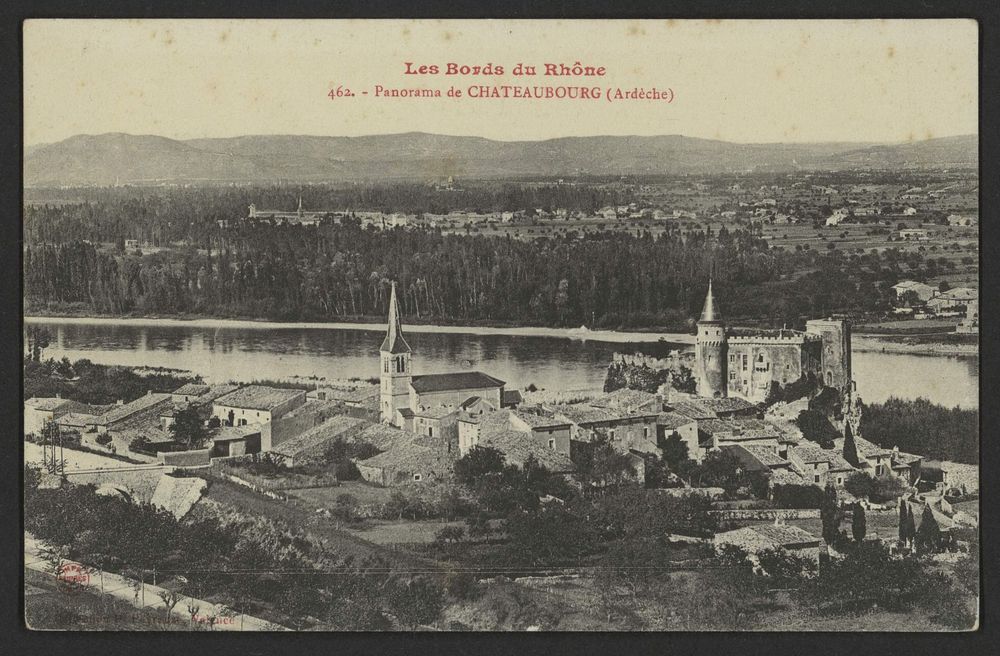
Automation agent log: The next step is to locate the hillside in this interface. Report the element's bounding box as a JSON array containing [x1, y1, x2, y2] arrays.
[[23, 132, 978, 186]]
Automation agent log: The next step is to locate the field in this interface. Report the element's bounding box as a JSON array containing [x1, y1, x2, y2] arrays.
[[286, 480, 398, 507], [347, 519, 466, 545]]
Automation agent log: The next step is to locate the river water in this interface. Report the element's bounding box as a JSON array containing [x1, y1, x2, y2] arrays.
[[27, 319, 979, 409]]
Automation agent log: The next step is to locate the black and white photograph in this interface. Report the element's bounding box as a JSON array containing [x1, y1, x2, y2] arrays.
[[20, 17, 980, 632]]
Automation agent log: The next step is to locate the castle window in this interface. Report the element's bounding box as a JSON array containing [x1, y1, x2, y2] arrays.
[[548, 439, 556, 450], [413, 474, 422, 482]]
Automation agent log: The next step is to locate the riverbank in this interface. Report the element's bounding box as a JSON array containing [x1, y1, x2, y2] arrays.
[[24, 314, 695, 345], [853, 334, 978, 357]]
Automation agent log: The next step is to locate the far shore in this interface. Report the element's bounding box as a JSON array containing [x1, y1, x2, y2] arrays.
[[24, 314, 695, 345], [852, 335, 978, 357], [23, 314, 979, 357]]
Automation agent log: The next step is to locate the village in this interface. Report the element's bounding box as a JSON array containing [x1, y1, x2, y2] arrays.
[[23, 277, 979, 630]]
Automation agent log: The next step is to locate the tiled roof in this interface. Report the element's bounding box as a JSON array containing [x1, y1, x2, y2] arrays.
[[192, 384, 241, 405], [770, 468, 807, 485], [355, 433, 454, 476], [55, 412, 98, 427], [725, 444, 790, 469], [700, 397, 757, 414], [272, 415, 368, 459], [171, 383, 210, 396], [715, 524, 821, 549], [214, 385, 306, 411], [668, 400, 718, 420], [591, 388, 661, 412], [510, 409, 570, 429], [852, 435, 893, 459], [790, 444, 854, 471], [94, 393, 173, 426], [26, 397, 76, 412], [553, 402, 657, 426], [354, 423, 414, 452], [410, 371, 505, 394], [657, 411, 697, 430], [413, 406, 457, 420], [481, 430, 575, 473]]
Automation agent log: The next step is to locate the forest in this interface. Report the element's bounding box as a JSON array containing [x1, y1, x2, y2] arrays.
[[859, 397, 979, 464], [23, 185, 952, 329]]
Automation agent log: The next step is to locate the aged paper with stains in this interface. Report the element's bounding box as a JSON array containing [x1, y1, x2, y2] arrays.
[[23, 19, 978, 632]]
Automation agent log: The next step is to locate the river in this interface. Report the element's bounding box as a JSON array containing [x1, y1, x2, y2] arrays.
[[26, 318, 979, 409]]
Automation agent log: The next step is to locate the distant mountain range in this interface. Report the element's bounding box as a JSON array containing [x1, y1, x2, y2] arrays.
[[23, 132, 978, 186]]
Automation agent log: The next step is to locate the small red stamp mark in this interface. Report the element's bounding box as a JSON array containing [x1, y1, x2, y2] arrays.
[[56, 563, 90, 592]]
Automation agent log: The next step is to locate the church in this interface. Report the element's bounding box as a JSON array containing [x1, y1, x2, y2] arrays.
[[380, 282, 507, 427], [694, 279, 852, 403]]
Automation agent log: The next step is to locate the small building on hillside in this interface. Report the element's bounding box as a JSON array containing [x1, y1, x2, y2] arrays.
[[91, 392, 174, 435], [892, 280, 937, 304], [926, 287, 978, 313], [697, 417, 788, 461], [714, 524, 823, 569], [54, 411, 100, 436], [787, 444, 855, 487], [354, 432, 455, 486], [210, 425, 263, 458], [270, 415, 368, 467], [508, 409, 573, 457], [480, 429, 576, 474], [552, 401, 660, 456], [263, 399, 346, 452], [24, 397, 104, 436], [212, 386, 307, 429]]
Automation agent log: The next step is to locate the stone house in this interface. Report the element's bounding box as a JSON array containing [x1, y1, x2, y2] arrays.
[[212, 386, 307, 431]]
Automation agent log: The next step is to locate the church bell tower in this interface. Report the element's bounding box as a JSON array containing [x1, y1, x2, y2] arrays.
[[380, 281, 412, 424], [695, 278, 728, 398]]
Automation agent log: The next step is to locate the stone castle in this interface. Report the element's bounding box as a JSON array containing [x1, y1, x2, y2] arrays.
[[694, 279, 852, 403]]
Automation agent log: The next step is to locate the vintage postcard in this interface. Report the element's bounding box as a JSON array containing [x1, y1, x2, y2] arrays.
[[22, 18, 979, 631]]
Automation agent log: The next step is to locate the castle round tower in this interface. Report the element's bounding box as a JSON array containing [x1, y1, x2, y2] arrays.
[[380, 281, 412, 425], [695, 278, 728, 398]]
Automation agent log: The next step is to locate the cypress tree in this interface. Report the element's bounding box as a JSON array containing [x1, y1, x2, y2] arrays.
[[842, 421, 861, 468], [898, 500, 908, 546], [915, 504, 941, 554], [851, 502, 867, 543], [820, 482, 840, 544]]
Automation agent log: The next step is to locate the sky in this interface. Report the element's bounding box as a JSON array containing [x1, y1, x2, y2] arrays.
[[23, 19, 978, 146]]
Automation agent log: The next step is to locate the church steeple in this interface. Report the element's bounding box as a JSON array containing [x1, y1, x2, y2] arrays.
[[381, 281, 411, 355], [699, 278, 721, 323], [380, 281, 413, 425]]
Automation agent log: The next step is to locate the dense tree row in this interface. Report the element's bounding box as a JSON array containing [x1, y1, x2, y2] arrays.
[[24, 183, 631, 245], [25, 212, 916, 328], [859, 397, 978, 464]]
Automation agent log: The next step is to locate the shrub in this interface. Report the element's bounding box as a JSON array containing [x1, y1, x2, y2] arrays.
[[772, 484, 825, 509], [95, 433, 112, 446]]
